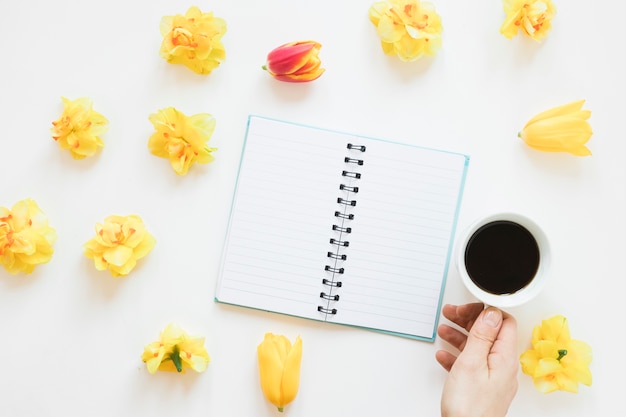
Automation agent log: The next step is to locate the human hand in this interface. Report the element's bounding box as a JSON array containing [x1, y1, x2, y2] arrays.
[[436, 303, 519, 417]]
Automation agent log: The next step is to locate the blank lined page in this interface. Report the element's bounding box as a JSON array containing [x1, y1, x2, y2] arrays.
[[215, 116, 469, 341], [215, 116, 361, 319], [326, 138, 468, 339]]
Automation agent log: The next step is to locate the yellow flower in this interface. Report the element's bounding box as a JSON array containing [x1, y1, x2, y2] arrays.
[[148, 107, 217, 175], [257, 333, 302, 412], [369, 0, 442, 62], [83, 214, 155, 277], [520, 315, 592, 393], [518, 100, 593, 156], [0, 198, 57, 275], [159, 6, 227, 75], [141, 323, 210, 374], [51, 97, 108, 159], [500, 0, 556, 41]]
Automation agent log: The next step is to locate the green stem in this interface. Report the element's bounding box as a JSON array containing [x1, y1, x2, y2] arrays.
[[170, 348, 183, 372], [277, 407, 284, 412], [557, 349, 568, 362]]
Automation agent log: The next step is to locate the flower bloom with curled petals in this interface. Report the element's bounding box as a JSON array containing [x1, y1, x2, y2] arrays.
[[368, 0, 443, 62], [520, 315, 592, 393], [518, 100, 593, 156], [159, 6, 227, 75], [500, 0, 556, 41], [83, 214, 155, 277], [51, 97, 108, 159], [0, 198, 57, 275], [262, 41, 325, 82], [257, 333, 302, 412], [141, 323, 210, 374], [148, 107, 217, 175]]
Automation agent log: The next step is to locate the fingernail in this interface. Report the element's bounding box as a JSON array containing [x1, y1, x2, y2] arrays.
[[483, 308, 501, 328]]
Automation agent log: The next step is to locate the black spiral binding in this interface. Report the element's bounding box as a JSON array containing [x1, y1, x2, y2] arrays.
[[318, 142, 366, 316]]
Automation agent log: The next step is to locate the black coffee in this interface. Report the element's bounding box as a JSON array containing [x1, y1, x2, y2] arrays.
[[464, 220, 540, 295]]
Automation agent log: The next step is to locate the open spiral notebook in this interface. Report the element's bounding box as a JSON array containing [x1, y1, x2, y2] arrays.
[[215, 116, 469, 341]]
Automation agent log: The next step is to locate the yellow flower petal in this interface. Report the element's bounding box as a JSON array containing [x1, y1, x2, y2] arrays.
[[179, 336, 211, 373], [534, 376, 559, 393], [524, 100, 587, 126], [103, 245, 133, 267]]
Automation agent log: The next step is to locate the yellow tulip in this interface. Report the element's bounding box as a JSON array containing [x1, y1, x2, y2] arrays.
[[148, 107, 217, 176], [500, 0, 556, 42], [51, 97, 108, 159], [520, 315, 592, 393], [159, 6, 227, 75], [141, 323, 210, 374], [257, 333, 302, 412], [369, 0, 443, 62], [518, 100, 593, 156], [83, 214, 155, 277], [0, 198, 57, 274]]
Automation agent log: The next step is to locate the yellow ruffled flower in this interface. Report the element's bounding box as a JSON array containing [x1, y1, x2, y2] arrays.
[[83, 214, 155, 277], [0, 199, 57, 275], [500, 0, 556, 41], [518, 100, 593, 156], [368, 0, 442, 62], [257, 333, 302, 412], [148, 107, 217, 175], [520, 315, 592, 393], [159, 6, 227, 75], [141, 323, 210, 374], [51, 97, 108, 159]]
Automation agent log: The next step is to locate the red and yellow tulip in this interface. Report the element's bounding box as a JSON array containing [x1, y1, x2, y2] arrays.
[[262, 41, 325, 82]]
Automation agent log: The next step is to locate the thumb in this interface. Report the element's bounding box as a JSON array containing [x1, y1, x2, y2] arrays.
[[463, 307, 503, 358]]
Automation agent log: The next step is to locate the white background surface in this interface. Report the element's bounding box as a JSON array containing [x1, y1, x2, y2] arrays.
[[0, 0, 623, 416]]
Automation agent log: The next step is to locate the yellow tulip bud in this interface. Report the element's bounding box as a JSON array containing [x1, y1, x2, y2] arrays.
[[518, 100, 593, 156], [257, 333, 302, 412]]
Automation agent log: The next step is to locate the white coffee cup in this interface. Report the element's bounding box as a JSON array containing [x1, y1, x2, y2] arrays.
[[455, 212, 550, 308]]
